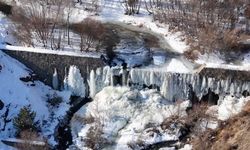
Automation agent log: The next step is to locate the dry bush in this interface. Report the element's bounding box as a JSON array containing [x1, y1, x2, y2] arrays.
[[72, 115, 95, 124], [185, 102, 211, 131], [161, 100, 187, 130], [10, 0, 66, 49], [183, 50, 199, 61], [70, 18, 105, 51], [192, 100, 250, 150], [9, 7, 33, 46], [84, 122, 109, 150], [151, 0, 247, 57], [123, 0, 142, 15], [187, 25, 242, 57], [192, 129, 217, 150], [79, 0, 101, 15], [15, 130, 49, 150], [186, 102, 218, 150], [245, 4, 250, 33]]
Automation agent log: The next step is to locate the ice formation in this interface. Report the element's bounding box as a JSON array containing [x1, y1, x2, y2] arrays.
[[88, 66, 119, 98], [88, 66, 250, 101], [52, 68, 59, 90], [71, 86, 190, 150], [129, 68, 250, 101], [89, 70, 96, 98], [66, 66, 86, 97], [217, 95, 250, 120]]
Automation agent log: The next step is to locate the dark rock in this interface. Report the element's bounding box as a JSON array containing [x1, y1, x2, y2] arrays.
[[30, 83, 36, 86], [0, 1, 12, 15], [243, 90, 250, 97], [0, 100, 4, 110], [201, 89, 219, 105], [20, 76, 33, 82], [5, 42, 12, 45]]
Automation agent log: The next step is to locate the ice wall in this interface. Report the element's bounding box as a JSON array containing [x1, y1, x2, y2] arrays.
[[88, 66, 120, 97], [129, 69, 250, 101], [88, 66, 250, 101]]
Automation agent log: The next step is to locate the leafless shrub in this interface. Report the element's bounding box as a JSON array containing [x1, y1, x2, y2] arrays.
[[72, 114, 95, 124], [245, 4, 250, 33], [10, 0, 66, 49], [79, 0, 101, 15], [183, 50, 199, 61], [123, 0, 142, 15], [84, 124, 109, 150], [15, 130, 49, 150], [150, 0, 248, 58], [186, 102, 218, 149], [70, 18, 105, 51]]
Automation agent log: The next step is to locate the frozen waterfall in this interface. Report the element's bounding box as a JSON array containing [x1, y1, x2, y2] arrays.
[[87, 66, 250, 101], [129, 68, 250, 101]]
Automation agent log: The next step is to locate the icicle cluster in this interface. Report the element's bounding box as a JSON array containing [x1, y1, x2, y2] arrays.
[[88, 66, 250, 101], [129, 69, 250, 101], [88, 66, 117, 98], [64, 66, 86, 97], [52, 68, 59, 90]]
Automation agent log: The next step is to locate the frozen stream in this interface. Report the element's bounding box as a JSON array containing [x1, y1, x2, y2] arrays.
[[102, 22, 181, 67]]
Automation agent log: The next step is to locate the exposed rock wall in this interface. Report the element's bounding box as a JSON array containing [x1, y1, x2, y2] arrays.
[[2, 50, 104, 87]]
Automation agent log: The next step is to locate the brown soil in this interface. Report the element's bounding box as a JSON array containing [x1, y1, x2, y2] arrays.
[[192, 101, 250, 150]]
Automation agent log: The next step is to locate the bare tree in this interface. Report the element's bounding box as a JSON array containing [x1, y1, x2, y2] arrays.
[[150, 0, 248, 56], [245, 4, 250, 33], [10, 0, 66, 49], [71, 18, 105, 51], [123, 0, 142, 15]]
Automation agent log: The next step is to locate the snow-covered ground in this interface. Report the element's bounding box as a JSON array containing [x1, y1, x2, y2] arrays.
[[71, 86, 191, 150], [196, 52, 250, 71], [71, 0, 188, 54], [0, 50, 71, 148], [1, 0, 249, 73], [208, 96, 250, 121]]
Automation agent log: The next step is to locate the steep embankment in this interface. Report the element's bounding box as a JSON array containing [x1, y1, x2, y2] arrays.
[[192, 100, 250, 150]]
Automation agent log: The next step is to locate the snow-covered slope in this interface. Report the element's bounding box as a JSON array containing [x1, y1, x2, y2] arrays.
[[196, 52, 250, 71], [0, 50, 71, 147]]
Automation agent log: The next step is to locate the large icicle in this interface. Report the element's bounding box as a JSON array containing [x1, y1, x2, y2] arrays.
[[89, 70, 96, 98]]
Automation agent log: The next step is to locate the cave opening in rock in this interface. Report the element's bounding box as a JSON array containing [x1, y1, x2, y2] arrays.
[[201, 88, 219, 105]]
